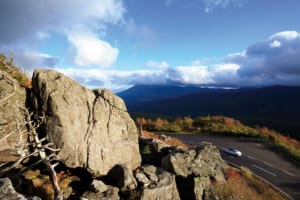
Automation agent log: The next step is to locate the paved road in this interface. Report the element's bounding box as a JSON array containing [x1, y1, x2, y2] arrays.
[[167, 133, 300, 200]]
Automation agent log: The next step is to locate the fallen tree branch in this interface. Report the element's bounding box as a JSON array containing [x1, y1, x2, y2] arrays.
[[0, 108, 63, 200]]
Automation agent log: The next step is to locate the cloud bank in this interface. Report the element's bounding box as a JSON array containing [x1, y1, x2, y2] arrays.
[[58, 30, 300, 91], [0, 1, 299, 91], [227, 31, 300, 86], [0, 0, 124, 69]]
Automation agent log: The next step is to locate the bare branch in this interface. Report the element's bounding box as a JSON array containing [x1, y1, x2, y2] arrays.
[[0, 108, 63, 199]]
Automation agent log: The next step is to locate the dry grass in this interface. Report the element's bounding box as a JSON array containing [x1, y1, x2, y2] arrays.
[[213, 168, 263, 200], [213, 167, 288, 200], [240, 167, 288, 200], [141, 130, 189, 149], [0, 53, 31, 88], [23, 169, 79, 200]]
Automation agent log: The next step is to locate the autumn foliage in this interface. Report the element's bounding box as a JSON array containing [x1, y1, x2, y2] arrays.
[[141, 130, 188, 149], [0, 53, 31, 88], [213, 167, 287, 200], [135, 115, 300, 163], [135, 116, 195, 133]]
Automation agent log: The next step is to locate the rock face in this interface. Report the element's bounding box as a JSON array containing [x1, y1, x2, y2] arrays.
[[136, 165, 180, 200], [106, 164, 137, 192], [31, 69, 141, 176], [0, 70, 27, 158], [82, 181, 120, 200], [161, 144, 228, 200], [161, 144, 228, 177], [0, 178, 42, 200]]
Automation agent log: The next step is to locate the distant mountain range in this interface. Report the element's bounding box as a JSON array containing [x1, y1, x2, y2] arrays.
[[118, 85, 300, 140]]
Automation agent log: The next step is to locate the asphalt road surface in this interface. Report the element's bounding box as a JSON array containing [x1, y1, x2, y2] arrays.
[[167, 133, 300, 200]]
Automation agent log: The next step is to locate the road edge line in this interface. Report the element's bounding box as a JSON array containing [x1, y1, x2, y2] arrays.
[[225, 160, 294, 200]]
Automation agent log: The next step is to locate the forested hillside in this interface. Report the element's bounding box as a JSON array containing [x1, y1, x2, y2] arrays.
[[119, 85, 300, 140]]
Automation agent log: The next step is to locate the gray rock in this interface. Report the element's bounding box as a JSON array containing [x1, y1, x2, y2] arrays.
[[139, 136, 170, 153], [0, 70, 27, 160], [31, 69, 141, 176], [91, 180, 108, 193], [194, 176, 211, 200], [161, 144, 228, 177], [212, 169, 226, 184], [134, 169, 151, 187], [0, 178, 28, 200], [135, 165, 180, 200], [106, 164, 137, 191], [141, 165, 159, 182], [82, 185, 119, 200]]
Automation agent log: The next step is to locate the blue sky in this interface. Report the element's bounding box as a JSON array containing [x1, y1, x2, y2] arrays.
[[0, 0, 300, 91]]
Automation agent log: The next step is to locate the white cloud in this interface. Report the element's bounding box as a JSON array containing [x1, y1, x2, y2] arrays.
[[227, 30, 300, 85], [59, 30, 300, 90], [270, 31, 299, 40], [191, 57, 223, 66], [202, 0, 246, 13], [11, 50, 58, 71], [68, 33, 119, 67], [0, 0, 125, 44], [56, 62, 242, 91], [57, 67, 170, 91], [0, 0, 125, 68], [146, 60, 169, 69], [270, 40, 281, 48], [171, 66, 213, 84]]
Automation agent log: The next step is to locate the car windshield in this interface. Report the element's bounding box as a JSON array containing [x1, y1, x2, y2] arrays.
[[228, 148, 237, 152]]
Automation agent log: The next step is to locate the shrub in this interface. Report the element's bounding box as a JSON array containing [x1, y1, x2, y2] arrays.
[[0, 53, 31, 87]]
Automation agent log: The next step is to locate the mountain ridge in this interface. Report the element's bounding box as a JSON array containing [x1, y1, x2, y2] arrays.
[[118, 85, 300, 139]]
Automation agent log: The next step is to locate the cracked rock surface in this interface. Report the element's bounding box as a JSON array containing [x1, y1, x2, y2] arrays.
[[0, 70, 27, 158], [31, 69, 141, 176]]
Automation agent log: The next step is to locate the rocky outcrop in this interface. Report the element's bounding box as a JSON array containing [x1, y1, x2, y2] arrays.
[[136, 165, 180, 200], [0, 178, 41, 200], [194, 176, 211, 200], [161, 144, 228, 177], [0, 70, 27, 157], [106, 164, 137, 192], [30, 69, 141, 176], [161, 144, 228, 200], [82, 181, 120, 200], [1, 67, 232, 200]]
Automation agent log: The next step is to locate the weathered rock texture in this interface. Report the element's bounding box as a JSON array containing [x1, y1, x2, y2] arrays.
[[31, 69, 141, 176], [0, 178, 41, 200], [0, 70, 27, 157], [160, 144, 228, 200], [82, 183, 120, 200], [105, 164, 137, 192], [136, 165, 180, 200], [161, 144, 228, 177]]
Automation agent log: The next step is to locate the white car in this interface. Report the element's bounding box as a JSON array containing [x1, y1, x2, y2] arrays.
[[225, 148, 242, 157]]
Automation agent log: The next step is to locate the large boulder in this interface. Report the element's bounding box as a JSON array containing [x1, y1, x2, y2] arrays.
[[161, 144, 228, 177], [31, 69, 141, 176], [135, 165, 180, 200], [0, 70, 27, 161]]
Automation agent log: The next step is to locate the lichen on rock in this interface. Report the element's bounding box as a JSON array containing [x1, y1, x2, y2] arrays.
[[30, 69, 141, 176]]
